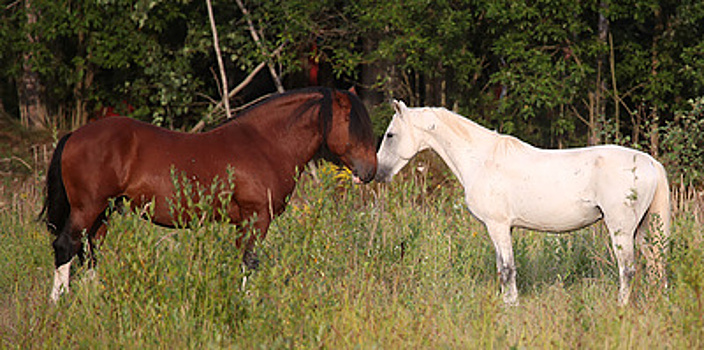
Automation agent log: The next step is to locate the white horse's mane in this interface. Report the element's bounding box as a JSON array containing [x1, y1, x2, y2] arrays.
[[428, 107, 531, 156], [429, 107, 493, 138]]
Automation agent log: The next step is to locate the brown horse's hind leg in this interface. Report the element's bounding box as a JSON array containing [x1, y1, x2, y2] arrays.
[[50, 226, 82, 302], [50, 207, 108, 302]]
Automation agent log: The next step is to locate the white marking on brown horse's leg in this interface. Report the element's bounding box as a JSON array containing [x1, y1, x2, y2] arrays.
[[50, 261, 72, 303], [241, 264, 251, 292], [84, 268, 96, 281]]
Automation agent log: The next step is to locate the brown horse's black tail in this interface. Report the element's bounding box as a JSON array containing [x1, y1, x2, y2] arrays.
[[40, 133, 72, 236]]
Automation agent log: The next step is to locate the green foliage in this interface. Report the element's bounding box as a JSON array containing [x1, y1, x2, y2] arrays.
[[369, 103, 394, 138], [0, 0, 214, 127], [93, 199, 247, 347], [661, 97, 704, 186], [4, 0, 704, 184], [669, 213, 704, 340], [356, 1, 488, 97]]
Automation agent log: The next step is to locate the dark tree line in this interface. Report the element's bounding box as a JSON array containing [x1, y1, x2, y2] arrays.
[[2, 0, 704, 184]]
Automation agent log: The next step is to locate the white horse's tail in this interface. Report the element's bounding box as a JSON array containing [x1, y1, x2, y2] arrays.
[[638, 160, 671, 286], [652, 162, 671, 241]]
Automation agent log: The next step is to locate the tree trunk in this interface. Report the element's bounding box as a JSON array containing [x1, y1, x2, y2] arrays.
[[18, 0, 48, 129], [649, 5, 664, 158], [591, 2, 609, 145], [649, 109, 659, 157], [440, 72, 447, 107], [72, 63, 94, 129], [70, 28, 94, 129], [588, 91, 597, 146], [609, 34, 620, 141], [359, 35, 386, 109]]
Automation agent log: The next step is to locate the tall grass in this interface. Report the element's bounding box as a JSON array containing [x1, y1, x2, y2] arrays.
[[1, 157, 703, 348]]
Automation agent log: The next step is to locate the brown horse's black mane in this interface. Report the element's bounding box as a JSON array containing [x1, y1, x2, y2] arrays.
[[216, 87, 374, 146]]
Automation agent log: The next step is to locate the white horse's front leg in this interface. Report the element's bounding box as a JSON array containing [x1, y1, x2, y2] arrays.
[[50, 261, 72, 303], [485, 222, 519, 305]]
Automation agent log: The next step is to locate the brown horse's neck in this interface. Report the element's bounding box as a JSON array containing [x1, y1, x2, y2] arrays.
[[219, 92, 327, 170]]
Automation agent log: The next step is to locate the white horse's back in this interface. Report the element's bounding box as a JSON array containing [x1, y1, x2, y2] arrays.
[[459, 135, 659, 232]]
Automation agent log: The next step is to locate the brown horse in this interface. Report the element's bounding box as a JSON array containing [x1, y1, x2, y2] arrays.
[[41, 87, 377, 301]]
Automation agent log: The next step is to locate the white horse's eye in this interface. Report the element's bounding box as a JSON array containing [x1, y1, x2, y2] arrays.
[[386, 133, 395, 139]]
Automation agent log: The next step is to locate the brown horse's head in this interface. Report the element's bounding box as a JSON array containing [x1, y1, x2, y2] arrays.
[[323, 89, 377, 183]]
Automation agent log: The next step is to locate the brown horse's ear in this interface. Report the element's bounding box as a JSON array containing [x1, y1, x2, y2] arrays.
[[348, 86, 357, 95]]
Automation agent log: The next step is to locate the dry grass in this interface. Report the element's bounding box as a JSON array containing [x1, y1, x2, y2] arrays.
[[1, 153, 703, 349]]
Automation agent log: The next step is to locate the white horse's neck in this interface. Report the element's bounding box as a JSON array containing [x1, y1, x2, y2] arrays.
[[416, 108, 500, 187]]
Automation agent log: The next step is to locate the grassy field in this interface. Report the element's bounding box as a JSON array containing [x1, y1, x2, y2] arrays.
[[1, 155, 703, 349]]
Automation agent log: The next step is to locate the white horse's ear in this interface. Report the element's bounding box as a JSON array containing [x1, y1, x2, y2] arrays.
[[392, 100, 407, 117]]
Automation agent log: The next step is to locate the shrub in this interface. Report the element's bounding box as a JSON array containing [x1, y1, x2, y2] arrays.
[[662, 97, 704, 187]]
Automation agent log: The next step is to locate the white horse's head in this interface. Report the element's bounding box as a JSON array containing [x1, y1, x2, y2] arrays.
[[375, 100, 434, 182]]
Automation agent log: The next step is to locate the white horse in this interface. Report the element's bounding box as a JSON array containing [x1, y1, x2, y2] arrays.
[[376, 101, 670, 305]]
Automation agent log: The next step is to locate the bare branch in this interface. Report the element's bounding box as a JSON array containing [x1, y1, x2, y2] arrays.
[[205, 0, 232, 119], [235, 0, 284, 92], [190, 42, 286, 133], [5, 0, 21, 10], [227, 42, 286, 100]]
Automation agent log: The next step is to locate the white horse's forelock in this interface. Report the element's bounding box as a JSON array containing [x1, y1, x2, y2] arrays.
[[376, 102, 671, 305]]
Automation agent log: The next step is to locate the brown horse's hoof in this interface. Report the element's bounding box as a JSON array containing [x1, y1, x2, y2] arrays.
[[243, 250, 259, 270]]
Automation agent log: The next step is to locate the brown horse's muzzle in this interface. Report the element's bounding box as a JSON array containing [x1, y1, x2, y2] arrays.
[[352, 160, 377, 184]]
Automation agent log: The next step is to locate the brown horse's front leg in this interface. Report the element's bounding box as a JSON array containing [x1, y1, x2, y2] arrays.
[[242, 218, 272, 270], [242, 246, 259, 270], [234, 204, 273, 271]]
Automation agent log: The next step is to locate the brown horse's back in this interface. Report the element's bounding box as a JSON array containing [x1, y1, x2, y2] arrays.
[[63, 117, 214, 225], [61, 117, 294, 227]]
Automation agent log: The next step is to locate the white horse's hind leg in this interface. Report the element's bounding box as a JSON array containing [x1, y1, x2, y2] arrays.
[[611, 231, 636, 305], [485, 222, 519, 305], [603, 212, 638, 305], [50, 261, 72, 303]]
